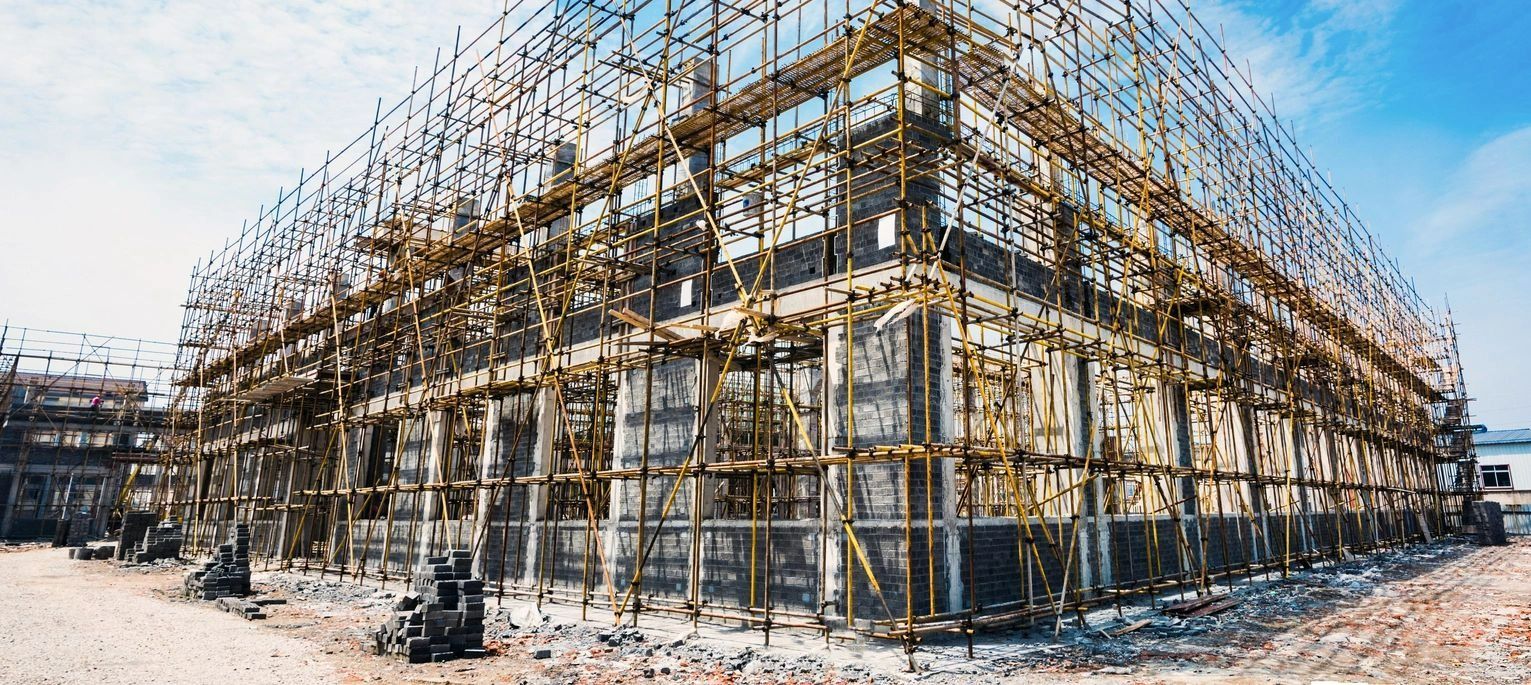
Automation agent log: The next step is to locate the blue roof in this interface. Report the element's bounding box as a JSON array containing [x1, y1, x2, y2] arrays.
[[1477, 428, 1531, 445]]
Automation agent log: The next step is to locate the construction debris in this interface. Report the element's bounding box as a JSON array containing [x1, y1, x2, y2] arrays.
[[65, 545, 116, 560], [1107, 619, 1151, 637], [1162, 594, 1241, 619]]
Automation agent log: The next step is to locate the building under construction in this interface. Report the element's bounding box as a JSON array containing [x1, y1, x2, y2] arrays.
[[158, 0, 1479, 647], [1, 327, 175, 540]]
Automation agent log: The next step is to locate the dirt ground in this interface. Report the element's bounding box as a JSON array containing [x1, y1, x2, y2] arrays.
[[1, 537, 1527, 684], [0, 543, 341, 685]]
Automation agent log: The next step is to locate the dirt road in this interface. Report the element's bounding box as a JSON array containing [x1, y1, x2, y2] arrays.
[[1, 538, 1526, 684], [0, 546, 340, 685]]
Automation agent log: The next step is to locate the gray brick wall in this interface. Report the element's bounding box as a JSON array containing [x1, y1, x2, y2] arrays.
[[699, 521, 821, 612]]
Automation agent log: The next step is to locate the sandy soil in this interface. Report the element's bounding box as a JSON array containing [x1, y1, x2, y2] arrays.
[[2, 538, 1527, 684]]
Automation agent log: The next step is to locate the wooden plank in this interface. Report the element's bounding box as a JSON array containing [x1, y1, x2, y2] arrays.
[[609, 308, 685, 341], [1109, 619, 1152, 637], [1161, 594, 1222, 616], [1182, 598, 1240, 619]]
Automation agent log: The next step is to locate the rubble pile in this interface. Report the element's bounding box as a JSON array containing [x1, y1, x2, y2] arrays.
[[373, 549, 486, 663]]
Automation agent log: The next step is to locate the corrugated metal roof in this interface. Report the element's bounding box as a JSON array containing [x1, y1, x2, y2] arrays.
[[1477, 428, 1531, 444]]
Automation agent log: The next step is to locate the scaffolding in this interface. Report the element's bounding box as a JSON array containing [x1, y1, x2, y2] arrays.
[[158, 0, 1478, 653], [0, 326, 177, 539]]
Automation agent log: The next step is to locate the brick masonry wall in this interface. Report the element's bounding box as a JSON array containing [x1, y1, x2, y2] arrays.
[[615, 359, 702, 517], [845, 521, 948, 621], [699, 520, 821, 612], [407, 110, 1439, 631], [610, 523, 693, 601]]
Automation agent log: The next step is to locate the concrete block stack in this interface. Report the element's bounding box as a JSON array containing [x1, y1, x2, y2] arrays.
[[116, 512, 157, 560], [1471, 501, 1508, 546], [373, 549, 487, 663], [130, 521, 184, 562], [64, 511, 92, 547], [184, 524, 252, 599]]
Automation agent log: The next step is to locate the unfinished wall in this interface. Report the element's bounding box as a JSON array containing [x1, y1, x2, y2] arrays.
[[159, 0, 1480, 648]]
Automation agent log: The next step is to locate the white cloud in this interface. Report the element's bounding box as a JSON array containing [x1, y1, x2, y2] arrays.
[[1411, 126, 1531, 251], [0, 1, 504, 342], [1400, 125, 1531, 429], [1197, 0, 1398, 125]]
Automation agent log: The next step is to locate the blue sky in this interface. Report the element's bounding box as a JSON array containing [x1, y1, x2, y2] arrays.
[[1227, 0, 1531, 429], [1, 0, 1528, 428]]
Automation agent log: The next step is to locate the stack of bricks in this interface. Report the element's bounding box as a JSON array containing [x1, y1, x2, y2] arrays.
[[64, 511, 92, 547], [1472, 501, 1509, 545], [131, 521, 184, 563], [184, 524, 252, 599], [213, 596, 267, 620], [115, 512, 157, 560], [373, 549, 487, 663]]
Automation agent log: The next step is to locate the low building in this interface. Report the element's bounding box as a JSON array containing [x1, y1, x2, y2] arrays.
[[1474, 428, 1531, 506]]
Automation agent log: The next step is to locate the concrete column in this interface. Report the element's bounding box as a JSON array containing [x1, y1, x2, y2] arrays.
[[1354, 439, 1382, 544], [1162, 382, 1203, 579], [683, 57, 715, 180], [1, 459, 28, 537], [935, 321, 966, 615], [1284, 415, 1315, 554], [416, 409, 453, 569], [686, 353, 723, 601], [821, 322, 847, 626], [904, 0, 948, 122], [1029, 348, 1106, 596], [521, 388, 559, 584], [472, 397, 505, 579], [1236, 404, 1274, 563], [1075, 357, 1110, 594], [1326, 428, 1350, 552], [532, 142, 579, 248], [692, 354, 722, 515], [92, 466, 115, 538], [548, 142, 577, 183]]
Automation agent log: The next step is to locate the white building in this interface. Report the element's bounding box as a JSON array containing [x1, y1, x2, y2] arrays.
[[1475, 428, 1531, 506]]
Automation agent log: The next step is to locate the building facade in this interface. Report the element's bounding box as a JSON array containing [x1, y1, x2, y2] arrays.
[[0, 329, 174, 540], [1476, 428, 1531, 506], [159, 0, 1478, 645]]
